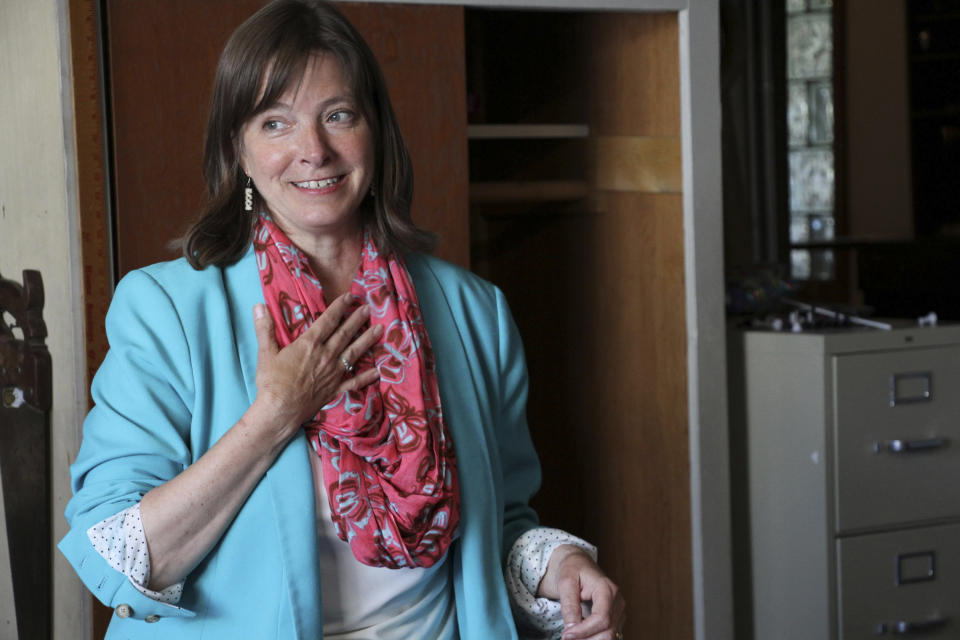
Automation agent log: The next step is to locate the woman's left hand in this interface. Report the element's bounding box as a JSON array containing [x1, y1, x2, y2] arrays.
[[538, 544, 626, 640]]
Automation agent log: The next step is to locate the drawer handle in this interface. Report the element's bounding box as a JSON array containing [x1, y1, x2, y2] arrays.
[[886, 615, 950, 634], [873, 438, 948, 454]]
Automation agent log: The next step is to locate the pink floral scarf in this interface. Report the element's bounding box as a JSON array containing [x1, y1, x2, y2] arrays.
[[253, 213, 459, 568]]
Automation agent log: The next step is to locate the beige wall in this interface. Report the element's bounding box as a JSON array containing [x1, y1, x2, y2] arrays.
[[0, 0, 88, 638]]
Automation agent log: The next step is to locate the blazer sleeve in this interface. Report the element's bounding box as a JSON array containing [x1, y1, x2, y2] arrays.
[[58, 269, 197, 620], [493, 285, 542, 560]]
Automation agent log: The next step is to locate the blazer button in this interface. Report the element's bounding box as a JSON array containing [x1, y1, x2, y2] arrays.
[[115, 604, 133, 618], [145, 614, 161, 623]]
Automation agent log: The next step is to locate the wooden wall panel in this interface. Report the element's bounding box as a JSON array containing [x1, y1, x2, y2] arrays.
[[105, 0, 468, 278], [585, 192, 691, 640], [587, 12, 681, 138], [586, 14, 690, 639], [475, 197, 690, 640]]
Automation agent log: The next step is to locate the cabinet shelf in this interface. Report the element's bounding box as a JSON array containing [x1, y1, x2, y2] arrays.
[[466, 124, 590, 139], [469, 180, 589, 203]]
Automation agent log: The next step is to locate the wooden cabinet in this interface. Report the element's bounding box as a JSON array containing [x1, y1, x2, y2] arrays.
[[731, 326, 960, 639], [466, 10, 690, 638]]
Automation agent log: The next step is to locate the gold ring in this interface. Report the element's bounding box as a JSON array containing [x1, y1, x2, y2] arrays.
[[340, 356, 354, 374], [615, 632, 623, 640]]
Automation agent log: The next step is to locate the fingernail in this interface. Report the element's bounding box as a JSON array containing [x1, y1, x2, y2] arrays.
[[253, 303, 266, 319], [373, 324, 384, 336]]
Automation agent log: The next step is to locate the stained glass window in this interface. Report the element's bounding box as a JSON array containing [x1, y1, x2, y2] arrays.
[[786, 0, 834, 280]]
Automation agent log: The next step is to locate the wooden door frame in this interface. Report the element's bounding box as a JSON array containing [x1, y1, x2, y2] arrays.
[[66, 0, 112, 402], [65, 1, 729, 639]]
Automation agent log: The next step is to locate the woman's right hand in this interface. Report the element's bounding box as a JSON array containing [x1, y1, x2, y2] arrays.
[[251, 293, 382, 439]]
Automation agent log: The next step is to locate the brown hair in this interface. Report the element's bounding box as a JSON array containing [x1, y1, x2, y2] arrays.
[[182, 0, 434, 269]]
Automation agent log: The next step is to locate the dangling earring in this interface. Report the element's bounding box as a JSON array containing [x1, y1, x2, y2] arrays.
[[244, 176, 254, 212]]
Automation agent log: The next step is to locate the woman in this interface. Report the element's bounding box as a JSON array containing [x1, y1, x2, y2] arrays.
[[59, 1, 624, 638]]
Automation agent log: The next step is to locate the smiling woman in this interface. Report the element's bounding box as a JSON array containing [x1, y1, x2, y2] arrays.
[[57, 1, 624, 638], [181, 0, 431, 273]]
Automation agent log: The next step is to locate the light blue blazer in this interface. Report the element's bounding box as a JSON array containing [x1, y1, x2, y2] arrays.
[[59, 246, 541, 639]]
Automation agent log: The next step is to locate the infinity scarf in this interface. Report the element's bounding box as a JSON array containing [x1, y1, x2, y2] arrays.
[[253, 213, 460, 568]]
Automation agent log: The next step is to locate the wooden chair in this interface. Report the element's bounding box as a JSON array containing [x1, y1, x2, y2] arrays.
[[0, 269, 51, 640]]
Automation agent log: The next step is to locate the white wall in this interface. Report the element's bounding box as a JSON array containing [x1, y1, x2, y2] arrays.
[[0, 0, 88, 638]]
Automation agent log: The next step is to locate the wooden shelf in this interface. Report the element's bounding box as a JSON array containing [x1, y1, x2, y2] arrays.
[[469, 180, 589, 203], [466, 124, 589, 139]]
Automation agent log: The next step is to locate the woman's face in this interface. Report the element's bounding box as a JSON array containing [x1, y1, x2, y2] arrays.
[[239, 53, 374, 245]]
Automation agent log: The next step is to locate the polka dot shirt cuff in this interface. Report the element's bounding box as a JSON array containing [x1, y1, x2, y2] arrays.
[[505, 527, 597, 640], [86, 503, 184, 605]]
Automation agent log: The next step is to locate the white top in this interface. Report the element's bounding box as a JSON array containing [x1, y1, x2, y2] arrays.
[[309, 452, 458, 639]]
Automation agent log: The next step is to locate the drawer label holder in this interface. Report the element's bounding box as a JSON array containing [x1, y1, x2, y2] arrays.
[[896, 550, 936, 586], [890, 371, 933, 407]]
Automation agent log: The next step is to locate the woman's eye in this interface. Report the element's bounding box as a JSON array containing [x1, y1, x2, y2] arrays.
[[262, 119, 285, 131], [328, 109, 355, 124]]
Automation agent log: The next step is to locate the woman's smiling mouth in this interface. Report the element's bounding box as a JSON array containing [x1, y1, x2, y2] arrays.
[[293, 176, 342, 189]]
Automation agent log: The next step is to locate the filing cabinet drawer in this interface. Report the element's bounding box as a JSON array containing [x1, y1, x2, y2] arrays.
[[837, 523, 960, 639], [833, 347, 960, 532]]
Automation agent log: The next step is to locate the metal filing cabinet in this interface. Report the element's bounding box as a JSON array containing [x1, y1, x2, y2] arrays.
[[731, 326, 960, 639]]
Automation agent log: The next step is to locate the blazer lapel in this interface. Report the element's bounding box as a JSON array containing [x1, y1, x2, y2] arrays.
[[224, 244, 262, 405], [224, 245, 322, 639], [406, 255, 519, 640]]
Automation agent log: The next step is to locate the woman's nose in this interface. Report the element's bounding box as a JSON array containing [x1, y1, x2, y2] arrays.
[[299, 123, 331, 165]]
